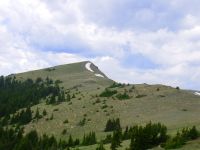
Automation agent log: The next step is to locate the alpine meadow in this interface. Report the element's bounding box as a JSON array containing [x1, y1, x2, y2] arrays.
[[1, 0, 200, 149], [1, 61, 200, 150]]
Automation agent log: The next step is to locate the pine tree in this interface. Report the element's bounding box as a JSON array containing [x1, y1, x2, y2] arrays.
[[67, 94, 71, 102], [42, 109, 47, 116], [96, 141, 105, 150], [34, 108, 41, 120], [72, 94, 76, 98], [68, 135, 74, 147]]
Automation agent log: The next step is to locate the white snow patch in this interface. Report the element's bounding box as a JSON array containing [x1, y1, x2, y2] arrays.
[[194, 92, 200, 96], [95, 74, 105, 78], [85, 62, 94, 72]]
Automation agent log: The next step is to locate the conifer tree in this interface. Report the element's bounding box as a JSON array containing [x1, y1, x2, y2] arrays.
[[68, 134, 74, 147], [96, 141, 105, 150]]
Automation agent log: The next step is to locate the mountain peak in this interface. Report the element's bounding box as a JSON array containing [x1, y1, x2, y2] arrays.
[[13, 61, 113, 89]]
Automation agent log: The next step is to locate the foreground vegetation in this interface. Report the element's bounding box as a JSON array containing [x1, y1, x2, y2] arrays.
[[0, 118, 199, 150]]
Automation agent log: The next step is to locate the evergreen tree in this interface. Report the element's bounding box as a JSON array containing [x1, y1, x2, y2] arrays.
[[104, 118, 121, 132], [67, 94, 71, 102], [34, 108, 41, 120], [42, 109, 47, 116], [82, 132, 97, 146], [96, 141, 105, 150], [68, 135, 74, 147]]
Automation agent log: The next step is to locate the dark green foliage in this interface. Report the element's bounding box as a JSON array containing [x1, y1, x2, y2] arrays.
[[0, 126, 23, 150], [100, 89, 117, 97], [176, 86, 180, 90], [45, 68, 55, 72], [122, 126, 131, 140], [62, 129, 67, 135], [135, 94, 147, 98], [101, 104, 108, 109], [129, 122, 167, 150], [42, 109, 47, 116], [82, 132, 97, 146], [0, 127, 64, 150], [96, 141, 105, 150], [68, 135, 74, 147], [55, 80, 62, 84], [78, 118, 86, 126], [58, 91, 65, 102], [103, 134, 112, 144], [72, 94, 76, 98], [116, 92, 130, 100], [164, 126, 199, 149], [109, 82, 123, 88], [111, 129, 122, 150], [34, 108, 42, 120], [10, 107, 32, 125], [0, 76, 64, 123], [50, 113, 54, 120], [63, 119, 69, 124], [66, 94, 71, 102], [164, 132, 185, 149], [104, 118, 121, 132]]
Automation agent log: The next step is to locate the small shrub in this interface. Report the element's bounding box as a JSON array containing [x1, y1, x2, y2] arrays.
[[135, 94, 147, 98], [95, 99, 101, 103], [63, 119, 69, 124], [62, 129, 67, 135], [109, 82, 123, 88], [116, 92, 130, 100], [100, 89, 117, 97], [101, 105, 108, 109], [159, 95, 165, 97], [42, 109, 47, 116], [78, 118, 86, 126], [53, 108, 59, 112], [50, 114, 54, 120]]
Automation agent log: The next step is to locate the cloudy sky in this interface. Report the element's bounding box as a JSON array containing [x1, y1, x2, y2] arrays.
[[1, 0, 200, 90]]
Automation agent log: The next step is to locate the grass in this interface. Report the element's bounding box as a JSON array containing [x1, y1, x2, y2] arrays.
[[9, 61, 200, 149]]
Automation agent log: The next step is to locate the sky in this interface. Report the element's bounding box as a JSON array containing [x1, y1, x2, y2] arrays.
[[1, 0, 200, 90]]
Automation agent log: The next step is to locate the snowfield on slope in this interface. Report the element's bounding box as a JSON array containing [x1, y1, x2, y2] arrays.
[[85, 62, 94, 72], [194, 92, 200, 96], [85, 62, 104, 78], [95, 74, 104, 78]]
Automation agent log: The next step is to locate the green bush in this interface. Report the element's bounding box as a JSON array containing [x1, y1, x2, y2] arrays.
[[164, 126, 199, 149], [135, 94, 147, 98], [100, 89, 117, 97], [116, 92, 130, 100]]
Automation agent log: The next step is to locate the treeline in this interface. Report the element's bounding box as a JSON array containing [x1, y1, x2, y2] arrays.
[[0, 127, 61, 150], [0, 76, 65, 126], [102, 119, 199, 150], [164, 126, 199, 149], [104, 118, 121, 132], [0, 126, 98, 150], [0, 118, 199, 150], [105, 122, 168, 150]]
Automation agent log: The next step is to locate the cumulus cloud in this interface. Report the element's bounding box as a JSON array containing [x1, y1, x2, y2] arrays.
[[1, 0, 200, 90]]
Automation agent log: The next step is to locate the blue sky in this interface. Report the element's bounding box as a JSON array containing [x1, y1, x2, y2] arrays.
[[1, 0, 200, 90]]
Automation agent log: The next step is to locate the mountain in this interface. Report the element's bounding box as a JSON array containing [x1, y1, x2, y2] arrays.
[[13, 61, 114, 90], [2, 61, 200, 150]]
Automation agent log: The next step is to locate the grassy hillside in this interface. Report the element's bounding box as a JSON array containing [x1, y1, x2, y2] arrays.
[[7, 61, 200, 149]]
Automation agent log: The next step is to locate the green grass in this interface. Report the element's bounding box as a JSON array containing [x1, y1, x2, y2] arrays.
[[9, 61, 200, 149]]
